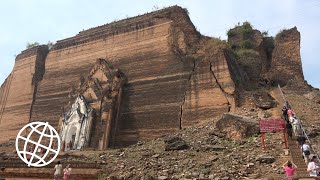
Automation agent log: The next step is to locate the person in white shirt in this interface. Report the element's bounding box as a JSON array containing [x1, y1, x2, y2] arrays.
[[292, 116, 300, 136], [307, 156, 319, 177], [54, 161, 62, 180], [301, 142, 311, 164]]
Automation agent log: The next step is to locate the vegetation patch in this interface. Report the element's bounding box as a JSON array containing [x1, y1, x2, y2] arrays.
[[262, 31, 269, 37], [236, 49, 259, 56], [26, 42, 40, 49], [275, 28, 288, 39], [227, 28, 237, 37], [263, 37, 275, 55], [240, 21, 253, 39], [240, 40, 253, 49]]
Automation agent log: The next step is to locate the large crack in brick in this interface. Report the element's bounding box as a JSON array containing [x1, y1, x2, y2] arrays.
[[179, 60, 196, 129], [209, 61, 232, 112], [29, 46, 49, 121]]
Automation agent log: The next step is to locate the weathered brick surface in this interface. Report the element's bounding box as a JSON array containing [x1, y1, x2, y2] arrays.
[[269, 27, 304, 85], [181, 49, 237, 127], [29, 6, 201, 147], [0, 7, 305, 148], [0, 46, 48, 143]]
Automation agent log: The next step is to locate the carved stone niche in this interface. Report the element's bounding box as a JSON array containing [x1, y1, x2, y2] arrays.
[[59, 58, 126, 151]]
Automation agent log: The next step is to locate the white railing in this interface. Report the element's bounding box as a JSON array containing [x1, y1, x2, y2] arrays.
[[277, 84, 320, 163]]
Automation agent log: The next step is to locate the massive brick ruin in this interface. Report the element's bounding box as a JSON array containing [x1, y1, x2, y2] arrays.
[[0, 6, 306, 149], [269, 27, 304, 85]]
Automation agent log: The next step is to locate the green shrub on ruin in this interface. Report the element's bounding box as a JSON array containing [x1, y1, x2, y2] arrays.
[[236, 49, 259, 56], [262, 31, 269, 37], [240, 40, 252, 49], [26, 42, 40, 49], [263, 37, 274, 50], [240, 21, 253, 39], [227, 28, 237, 37], [275, 28, 288, 39]]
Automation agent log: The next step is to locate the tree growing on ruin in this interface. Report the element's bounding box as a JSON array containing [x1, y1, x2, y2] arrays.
[[26, 42, 40, 49]]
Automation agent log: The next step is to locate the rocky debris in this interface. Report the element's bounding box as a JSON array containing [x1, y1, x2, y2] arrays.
[[216, 113, 260, 140], [256, 155, 276, 164], [163, 135, 189, 151], [209, 130, 226, 138], [304, 89, 320, 104], [0, 152, 6, 161], [60, 153, 87, 160], [0, 152, 12, 161], [201, 145, 225, 151], [0, 152, 5, 157], [33, 86, 313, 180], [0, 140, 14, 148], [56, 119, 285, 179], [253, 91, 277, 110], [304, 89, 320, 100], [307, 128, 320, 138]]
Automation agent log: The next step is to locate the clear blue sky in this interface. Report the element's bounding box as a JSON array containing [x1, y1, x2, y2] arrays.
[[0, 0, 319, 88]]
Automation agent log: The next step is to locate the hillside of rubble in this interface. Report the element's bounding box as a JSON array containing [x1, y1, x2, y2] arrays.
[[0, 5, 320, 179]]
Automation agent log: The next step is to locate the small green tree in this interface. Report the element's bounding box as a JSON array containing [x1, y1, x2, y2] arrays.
[[242, 21, 253, 30], [26, 42, 40, 49], [227, 28, 237, 37], [152, 5, 159, 11], [262, 31, 269, 37], [276, 28, 287, 39], [241, 21, 253, 39], [240, 40, 252, 49]]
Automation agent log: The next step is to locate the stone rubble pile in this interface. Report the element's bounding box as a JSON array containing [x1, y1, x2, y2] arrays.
[[62, 119, 285, 179]]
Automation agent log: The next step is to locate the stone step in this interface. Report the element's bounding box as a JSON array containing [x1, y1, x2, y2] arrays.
[[286, 136, 310, 177]]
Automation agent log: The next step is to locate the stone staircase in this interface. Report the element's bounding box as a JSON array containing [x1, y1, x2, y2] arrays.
[[270, 87, 311, 178], [0, 158, 102, 179], [287, 137, 309, 177]]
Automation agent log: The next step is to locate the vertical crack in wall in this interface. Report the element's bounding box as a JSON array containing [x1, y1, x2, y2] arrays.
[[209, 61, 232, 112], [179, 60, 196, 129], [29, 46, 49, 122], [30, 81, 38, 121]]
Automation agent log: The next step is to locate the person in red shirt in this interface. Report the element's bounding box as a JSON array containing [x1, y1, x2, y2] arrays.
[[283, 160, 297, 179]]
